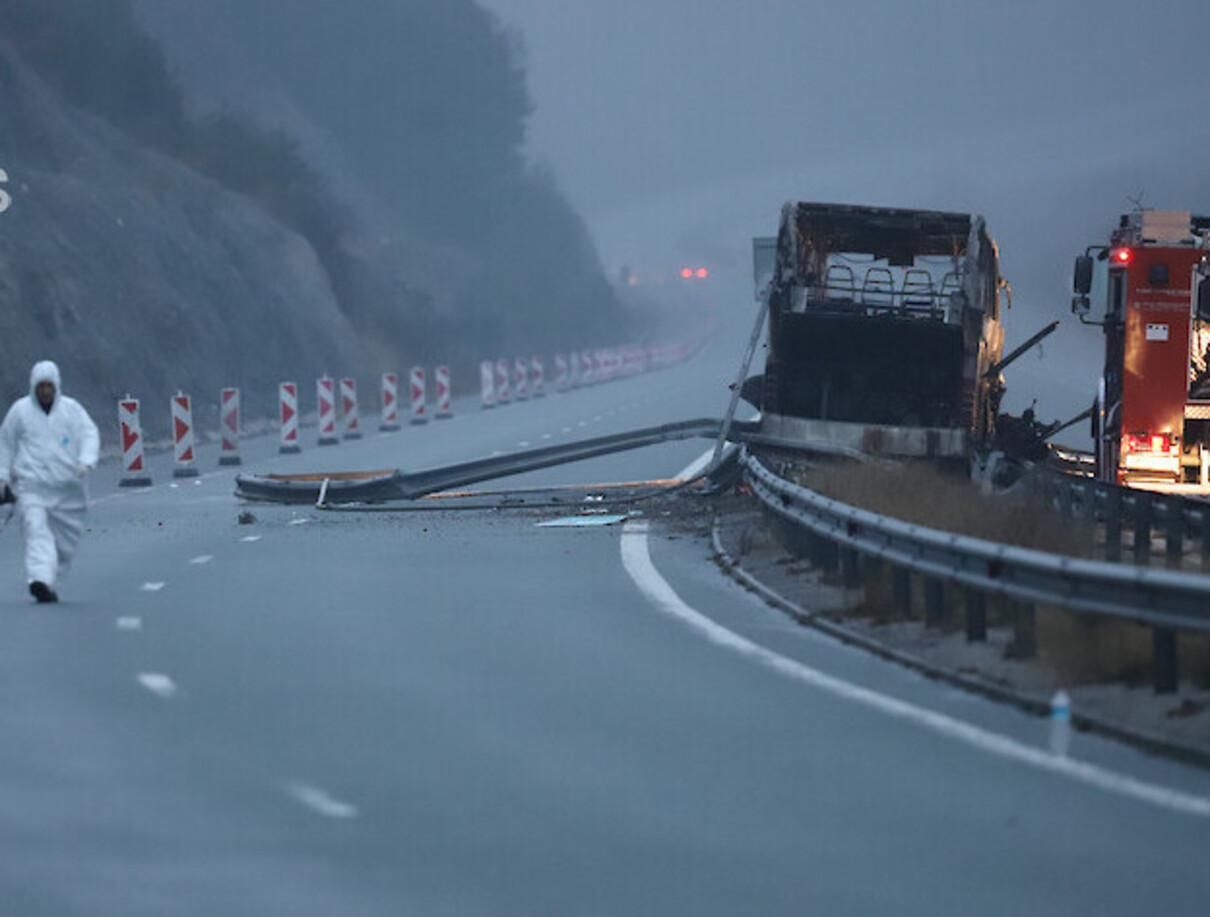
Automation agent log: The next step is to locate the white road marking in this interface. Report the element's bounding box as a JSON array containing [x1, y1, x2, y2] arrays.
[[288, 518, 310, 526], [675, 446, 715, 482], [592, 415, 603, 422], [193, 479, 203, 486], [140, 582, 166, 592], [619, 521, 1210, 819], [284, 781, 358, 819], [137, 673, 178, 699], [189, 554, 214, 565], [116, 616, 142, 631], [169, 483, 179, 489], [561, 426, 573, 434], [577, 421, 588, 428], [541, 433, 552, 440], [240, 535, 262, 543]]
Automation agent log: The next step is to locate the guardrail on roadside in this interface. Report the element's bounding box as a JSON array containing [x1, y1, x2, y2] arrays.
[[742, 449, 1210, 693], [1034, 468, 1210, 572]]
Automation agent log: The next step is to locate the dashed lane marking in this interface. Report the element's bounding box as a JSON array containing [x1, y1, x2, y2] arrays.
[[284, 781, 359, 819], [136, 673, 178, 699], [189, 555, 214, 565], [116, 617, 142, 632], [140, 582, 166, 592], [240, 535, 262, 543]]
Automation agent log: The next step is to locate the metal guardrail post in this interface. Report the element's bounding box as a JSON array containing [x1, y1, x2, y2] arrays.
[[815, 534, 839, 575], [923, 578, 945, 628], [1153, 627, 1179, 694], [1059, 479, 1075, 517], [1202, 508, 1210, 573], [1133, 492, 1153, 567], [965, 589, 987, 643], [1104, 486, 1122, 562], [1080, 480, 1097, 524], [892, 567, 912, 616], [1007, 602, 1037, 659], [840, 547, 860, 589], [1164, 496, 1184, 570]]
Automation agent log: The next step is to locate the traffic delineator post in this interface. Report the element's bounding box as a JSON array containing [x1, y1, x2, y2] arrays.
[[279, 382, 301, 454], [171, 391, 199, 478], [317, 376, 338, 446], [409, 366, 428, 424], [341, 377, 362, 440], [434, 365, 452, 418], [480, 360, 496, 409], [118, 396, 152, 487], [219, 387, 241, 466], [495, 359, 512, 404], [380, 373, 401, 432], [513, 357, 529, 400], [530, 356, 545, 398]]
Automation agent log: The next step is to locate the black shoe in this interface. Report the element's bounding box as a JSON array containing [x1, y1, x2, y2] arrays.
[[29, 581, 58, 604]]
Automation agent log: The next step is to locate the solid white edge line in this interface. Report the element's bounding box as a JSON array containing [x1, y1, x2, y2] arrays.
[[618, 520, 1210, 819]]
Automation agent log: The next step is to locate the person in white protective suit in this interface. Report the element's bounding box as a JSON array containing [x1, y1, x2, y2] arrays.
[[0, 361, 100, 603]]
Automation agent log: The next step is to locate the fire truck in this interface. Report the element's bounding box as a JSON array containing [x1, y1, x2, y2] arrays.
[[1072, 210, 1210, 485]]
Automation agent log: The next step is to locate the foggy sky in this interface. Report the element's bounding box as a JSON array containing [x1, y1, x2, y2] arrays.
[[480, 0, 1210, 429]]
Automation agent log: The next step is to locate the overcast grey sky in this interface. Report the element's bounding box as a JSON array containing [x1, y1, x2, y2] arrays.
[[480, 0, 1210, 423]]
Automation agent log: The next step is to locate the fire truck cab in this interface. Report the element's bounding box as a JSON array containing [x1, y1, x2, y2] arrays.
[[1073, 210, 1210, 485]]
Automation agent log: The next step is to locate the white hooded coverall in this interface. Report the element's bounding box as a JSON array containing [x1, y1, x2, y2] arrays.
[[0, 361, 100, 587]]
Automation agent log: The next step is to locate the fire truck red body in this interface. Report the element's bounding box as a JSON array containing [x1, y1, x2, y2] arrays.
[[1075, 210, 1210, 485]]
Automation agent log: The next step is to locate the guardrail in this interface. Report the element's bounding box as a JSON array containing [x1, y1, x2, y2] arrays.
[[237, 418, 735, 504], [1034, 468, 1210, 571], [743, 449, 1210, 693]]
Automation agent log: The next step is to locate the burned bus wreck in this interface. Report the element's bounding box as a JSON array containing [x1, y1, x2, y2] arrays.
[[756, 202, 1006, 459]]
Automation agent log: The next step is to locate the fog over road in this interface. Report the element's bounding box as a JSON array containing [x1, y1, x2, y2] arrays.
[[2, 331, 1209, 916]]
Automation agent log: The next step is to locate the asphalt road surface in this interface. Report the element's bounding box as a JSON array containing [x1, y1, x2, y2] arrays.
[[2, 334, 1210, 916]]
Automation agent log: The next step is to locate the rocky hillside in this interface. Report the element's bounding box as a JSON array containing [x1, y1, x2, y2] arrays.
[[0, 37, 363, 434], [0, 0, 625, 439]]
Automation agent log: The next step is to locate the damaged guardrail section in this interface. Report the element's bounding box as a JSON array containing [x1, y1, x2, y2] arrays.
[[236, 418, 737, 504], [742, 449, 1210, 694]]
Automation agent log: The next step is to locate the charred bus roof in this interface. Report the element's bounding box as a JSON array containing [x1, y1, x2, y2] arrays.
[[781, 202, 990, 266]]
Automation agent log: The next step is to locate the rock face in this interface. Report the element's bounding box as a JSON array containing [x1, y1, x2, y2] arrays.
[[0, 41, 364, 439]]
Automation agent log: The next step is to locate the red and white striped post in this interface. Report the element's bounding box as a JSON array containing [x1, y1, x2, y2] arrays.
[[529, 356, 545, 398], [380, 372, 401, 432], [434, 365, 452, 418], [495, 359, 512, 404], [340, 377, 362, 440], [118, 395, 152, 487], [513, 357, 529, 400], [409, 366, 427, 424], [553, 354, 569, 392], [316, 376, 338, 446], [479, 360, 496, 409], [279, 382, 301, 454], [171, 391, 199, 478], [219, 387, 241, 466]]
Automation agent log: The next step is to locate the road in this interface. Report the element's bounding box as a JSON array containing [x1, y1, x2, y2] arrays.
[[2, 334, 1210, 916]]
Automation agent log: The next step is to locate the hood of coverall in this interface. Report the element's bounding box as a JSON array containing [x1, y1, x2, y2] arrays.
[[29, 361, 62, 398]]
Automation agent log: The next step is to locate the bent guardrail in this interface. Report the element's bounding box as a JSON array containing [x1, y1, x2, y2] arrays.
[[236, 418, 736, 504], [743, 449, 1210, 693]]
